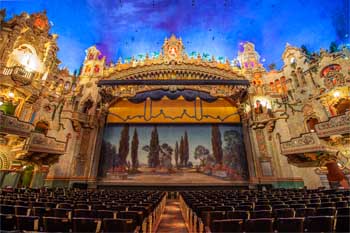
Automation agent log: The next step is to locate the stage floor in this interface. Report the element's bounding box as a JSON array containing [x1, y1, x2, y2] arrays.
[[97, 169, 247, 186]]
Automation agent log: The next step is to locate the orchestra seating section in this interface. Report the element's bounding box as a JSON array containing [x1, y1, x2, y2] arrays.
[[0, 188, 166, 233], [180, 189, 350, 233]]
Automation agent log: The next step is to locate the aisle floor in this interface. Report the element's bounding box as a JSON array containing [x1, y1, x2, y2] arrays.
[[156, 200, 188, 233]]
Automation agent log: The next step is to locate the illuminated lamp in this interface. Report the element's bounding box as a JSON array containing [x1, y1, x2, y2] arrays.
[[0, 97, 3, 106], [333, 91, 340, 98], [8, 91, 14, 98]]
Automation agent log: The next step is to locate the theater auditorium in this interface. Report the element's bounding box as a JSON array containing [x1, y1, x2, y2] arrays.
[[0, 1, 349, 232]]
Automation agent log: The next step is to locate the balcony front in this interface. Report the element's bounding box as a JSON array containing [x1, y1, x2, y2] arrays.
[[25, 132, 67, 155], [0, 112, 34, 138], [1, 65, 37, 85], [315, 111, 350, 138], [280, 132, 338, 167]]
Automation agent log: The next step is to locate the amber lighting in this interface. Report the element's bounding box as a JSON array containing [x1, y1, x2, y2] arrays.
[[333, 91, 340, 98], [8, 91, 14, 98]]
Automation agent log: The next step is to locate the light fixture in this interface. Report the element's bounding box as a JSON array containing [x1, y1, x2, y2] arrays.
[[333, 91, 340, 98], [0, 101, 3, 106], [8, 91, 14, 98]]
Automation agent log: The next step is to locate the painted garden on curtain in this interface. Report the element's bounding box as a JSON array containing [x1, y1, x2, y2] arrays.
[[98, 124, 249, 184]]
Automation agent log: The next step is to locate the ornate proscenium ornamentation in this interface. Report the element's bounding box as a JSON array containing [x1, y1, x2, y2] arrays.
[[97, 35, 249, 105]]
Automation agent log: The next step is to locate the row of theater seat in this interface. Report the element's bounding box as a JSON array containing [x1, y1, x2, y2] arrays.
[[0, 189, 166, 232], [179, 189, 350, 232]]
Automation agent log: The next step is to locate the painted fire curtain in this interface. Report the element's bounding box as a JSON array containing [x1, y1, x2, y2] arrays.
[[98, 124, 249, 183]]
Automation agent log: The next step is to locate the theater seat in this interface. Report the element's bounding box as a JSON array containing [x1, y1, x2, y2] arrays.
[[335, 201, 348, 208], [0, 204, 14, 214], [315, 207, 336, 216], [250, 210, 272, 219], [295, 208, 315, 217], [226, 210, 250, 220], [335, 215, 350, 233], [43, 216, 71, 232], [254, 205, 272, 211], [305, 216, 335, 232], [14, 205, 30, 216], [245, 218, 274, 232], [72, 217, 101, 232], [337, 207, 350, 216], [118, 211, 144, 226], [274, 208, 295, 218], [76, 203, 90, 209], [0, 214, 16, 231], [103, 218, 137, 233], [201, 210, 226, 228], [215, 206, 234, 211], [211, 219, 243, 232], [74, 209, 97, 218], [290, 204, 306, 209], [50, 208, 72, 219], [96, 210, 116, 219], [275, 217, 304, 233], [16, 215, 39, 231]]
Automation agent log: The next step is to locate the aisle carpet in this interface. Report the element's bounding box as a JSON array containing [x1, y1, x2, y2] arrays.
[[156, 200, 188, 233]]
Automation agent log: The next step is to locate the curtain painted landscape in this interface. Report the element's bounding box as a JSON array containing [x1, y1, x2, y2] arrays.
[[98, 124, 249, 184]]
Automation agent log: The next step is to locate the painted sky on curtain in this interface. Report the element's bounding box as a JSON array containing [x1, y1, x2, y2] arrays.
[[2, 0, 348, 72]]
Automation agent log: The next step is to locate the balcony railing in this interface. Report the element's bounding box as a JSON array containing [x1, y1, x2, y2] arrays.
[[315, 111, 350, 138], [280, 132, 338, 155], [0, 112, 34, 137], [1, 65, 36, 85], [25, 132, 67, 154], [280, 132, 338, 167]]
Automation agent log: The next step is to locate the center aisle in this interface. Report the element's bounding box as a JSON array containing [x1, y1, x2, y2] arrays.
[[156, 200, 188, 233]]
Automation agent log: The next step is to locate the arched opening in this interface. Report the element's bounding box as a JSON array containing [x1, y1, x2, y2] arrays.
[[34, 120, 49, 135], [333, 98, 350, 115], [306, 117, 319, 132], [82, 99, 93, 114]]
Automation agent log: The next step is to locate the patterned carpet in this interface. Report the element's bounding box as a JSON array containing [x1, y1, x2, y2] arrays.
[[156, 200, 188, 233]]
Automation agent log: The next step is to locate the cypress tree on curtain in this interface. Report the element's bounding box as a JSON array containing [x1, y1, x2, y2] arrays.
[[131, 128, 139, 170], [211, 125, 223, 165], [184, 131, 189, 166], [118, 124, 129, 166], [179, 136, 184, 166], [149, 125, 160, 167], [175, 141, 179, 168]]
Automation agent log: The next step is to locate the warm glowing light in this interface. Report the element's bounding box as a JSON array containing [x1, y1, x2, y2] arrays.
[[0, 101, 3, 106], [260, 100, 267, 107], [42, 71, 48, 81], [333, 91, 340, 98], [8, 92, 14, 98], [8, 45, 43, 72]]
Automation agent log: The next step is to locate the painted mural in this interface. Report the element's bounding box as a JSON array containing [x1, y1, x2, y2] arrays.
[[98, 124, 248, 184]]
